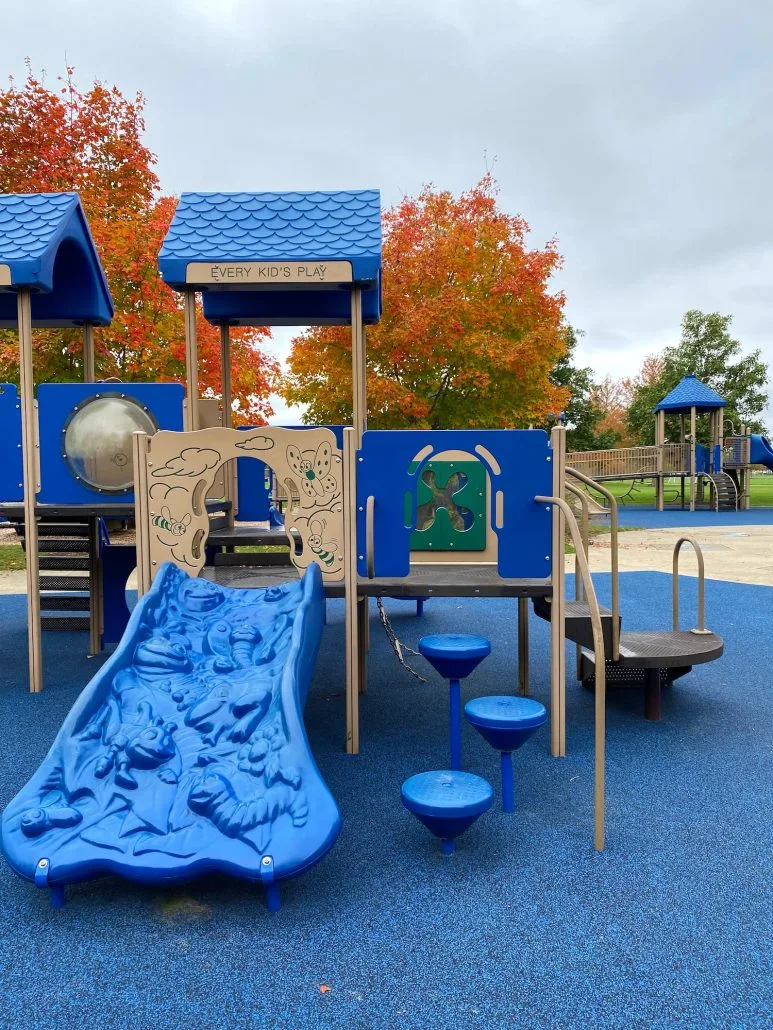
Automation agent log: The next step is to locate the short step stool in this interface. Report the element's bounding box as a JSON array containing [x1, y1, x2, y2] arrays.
[[464, 696, 547, 813], [401, 770, 493, 855], [418, 634, 491, 770]]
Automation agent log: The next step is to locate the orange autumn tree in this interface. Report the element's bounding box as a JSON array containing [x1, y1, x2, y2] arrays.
[[0, 65, 280, 422], [283, 176, 568, 428]]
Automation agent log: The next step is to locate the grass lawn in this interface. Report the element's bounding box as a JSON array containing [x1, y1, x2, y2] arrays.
[[588, 473, 773, 507], [0, 545, 25, 571]]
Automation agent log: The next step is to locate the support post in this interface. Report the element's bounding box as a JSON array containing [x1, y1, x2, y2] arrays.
[[517, 596, 529, 696], [342, 428, 361, 753], [82, 323, 95, 382], [549, 424, 566, 757], [132, 431, 153, 597], [88, 518, 103, 657], [17, 289, 43, 693], [350, 288, 366, 446], [184, 291, 200, 432], [655, 409, 665, 511], [219, 323, 236, 526], [690, 405, 697, 512], [449, 678, 462, 770]]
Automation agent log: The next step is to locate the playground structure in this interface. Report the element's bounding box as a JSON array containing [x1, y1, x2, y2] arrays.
[[567, 374, 773, 512], [1, 189, 726, 908]]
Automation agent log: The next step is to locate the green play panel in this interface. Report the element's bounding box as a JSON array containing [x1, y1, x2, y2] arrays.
[[410, 460, 487, 551]]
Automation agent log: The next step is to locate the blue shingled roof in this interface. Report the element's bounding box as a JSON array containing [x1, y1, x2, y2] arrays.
[[655, 375, 726, 413], [158, 190, 382, 288], [0, 193, 113, 327]]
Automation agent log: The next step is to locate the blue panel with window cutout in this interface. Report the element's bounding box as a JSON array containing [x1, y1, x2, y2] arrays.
[[37, 383, 184, 505], [355, 430, 553, 580]]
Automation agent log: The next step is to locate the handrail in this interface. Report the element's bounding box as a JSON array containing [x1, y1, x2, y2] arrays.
[[672, 536, 712, 634], [365, 495, 375, 579], [565, 481, 590, 684], [536, 494, 606, 852], [565, 467, 620, 661]]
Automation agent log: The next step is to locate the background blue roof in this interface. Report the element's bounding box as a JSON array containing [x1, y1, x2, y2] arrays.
[[655, 374, 726, 413], [0, 193, 113, 327], [158, 190, 382, 289]]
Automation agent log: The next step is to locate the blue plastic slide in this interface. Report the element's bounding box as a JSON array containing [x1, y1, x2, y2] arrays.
[[1, 563, 340, 910], [750, 434, 773, 471]]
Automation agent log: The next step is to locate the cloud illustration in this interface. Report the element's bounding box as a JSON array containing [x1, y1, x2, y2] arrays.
[[151, 448, 222, 478], [235, 435, 275, 453]]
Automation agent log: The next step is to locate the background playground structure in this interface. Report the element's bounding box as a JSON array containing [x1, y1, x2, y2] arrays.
[[567, 374, 773, 513]]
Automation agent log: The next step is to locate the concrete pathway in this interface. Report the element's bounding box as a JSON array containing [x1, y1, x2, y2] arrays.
[[568, 524, 773, 586]]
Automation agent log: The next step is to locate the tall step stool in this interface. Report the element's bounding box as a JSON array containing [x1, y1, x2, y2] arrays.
[[401, 771, 493, 856], [464, 696, 547, 813], [418, 634, 491, 770]]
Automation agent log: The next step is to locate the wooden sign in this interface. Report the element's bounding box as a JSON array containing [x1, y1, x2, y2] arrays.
[[0, 265, 11, 288], [186, 261, 353, 286]]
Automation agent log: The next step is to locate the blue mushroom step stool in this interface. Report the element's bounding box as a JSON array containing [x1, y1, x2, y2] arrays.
[[401, 771, 493, 856], [418, 634, 491, 770], [464, 696, 547, 813]]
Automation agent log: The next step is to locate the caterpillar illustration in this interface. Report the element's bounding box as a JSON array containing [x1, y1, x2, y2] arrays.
[[188, 771, 308, 842]]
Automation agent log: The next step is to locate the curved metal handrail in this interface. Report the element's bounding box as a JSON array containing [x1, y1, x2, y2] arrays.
[[365, 495, 375, 579], [672, 536, 711, 634], [536, 494, 606, 852], [565, 481, 590, 683], [565, 467, 620, 660]]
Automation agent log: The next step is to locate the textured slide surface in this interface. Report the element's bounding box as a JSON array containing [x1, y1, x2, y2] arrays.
[[2, 563, 340, 889]]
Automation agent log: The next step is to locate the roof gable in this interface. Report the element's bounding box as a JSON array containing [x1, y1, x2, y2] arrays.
[[0, 193, 113, 327], [655, 374, 726, 413]]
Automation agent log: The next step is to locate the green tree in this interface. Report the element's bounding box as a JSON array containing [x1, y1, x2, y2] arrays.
[[626, 311, 769, 444], [542, 327, 620, 450]]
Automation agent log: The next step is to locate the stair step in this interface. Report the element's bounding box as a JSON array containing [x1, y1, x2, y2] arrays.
[[36, 523, 91, 537], [532, 595, 619, 652], [39, 555, 90, 571], [40, 594, 90, 612], [41, 616, 90, 632], [40, 575, 91, 591], [24, 538, 90, 553], [213, 551, 293, 568]]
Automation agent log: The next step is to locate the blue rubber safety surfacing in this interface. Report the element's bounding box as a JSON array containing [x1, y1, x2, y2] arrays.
[[0, 562, 340, 903], [0, 572, 771, 1028]]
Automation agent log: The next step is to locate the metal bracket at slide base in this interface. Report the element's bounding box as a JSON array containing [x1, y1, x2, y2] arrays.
[[34, 858, 65, 909], [260, 855, 280, 913]]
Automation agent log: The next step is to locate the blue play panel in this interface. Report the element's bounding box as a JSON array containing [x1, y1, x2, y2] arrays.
[[1, 563, 340, 908]]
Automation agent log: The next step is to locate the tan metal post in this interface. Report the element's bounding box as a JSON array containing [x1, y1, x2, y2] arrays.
[[17, 290, 43, 693], [517, 596, 529, 696], [88, 518, 103, 656], [219, 323, 236, 526], [219, 323, 232, 428], [655, 409, 665, 511], [83, 323, 95, 382], [184, 290, 200, 432], [350, 288, 366, 446], [342, 428, 361, 753], [690, 405, 697, 512], [549, 424, 566, 757], [132, 431, 153, 597]]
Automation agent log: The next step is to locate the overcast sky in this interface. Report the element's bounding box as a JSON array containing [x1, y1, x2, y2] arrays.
[[2, 0, 772, 423]]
